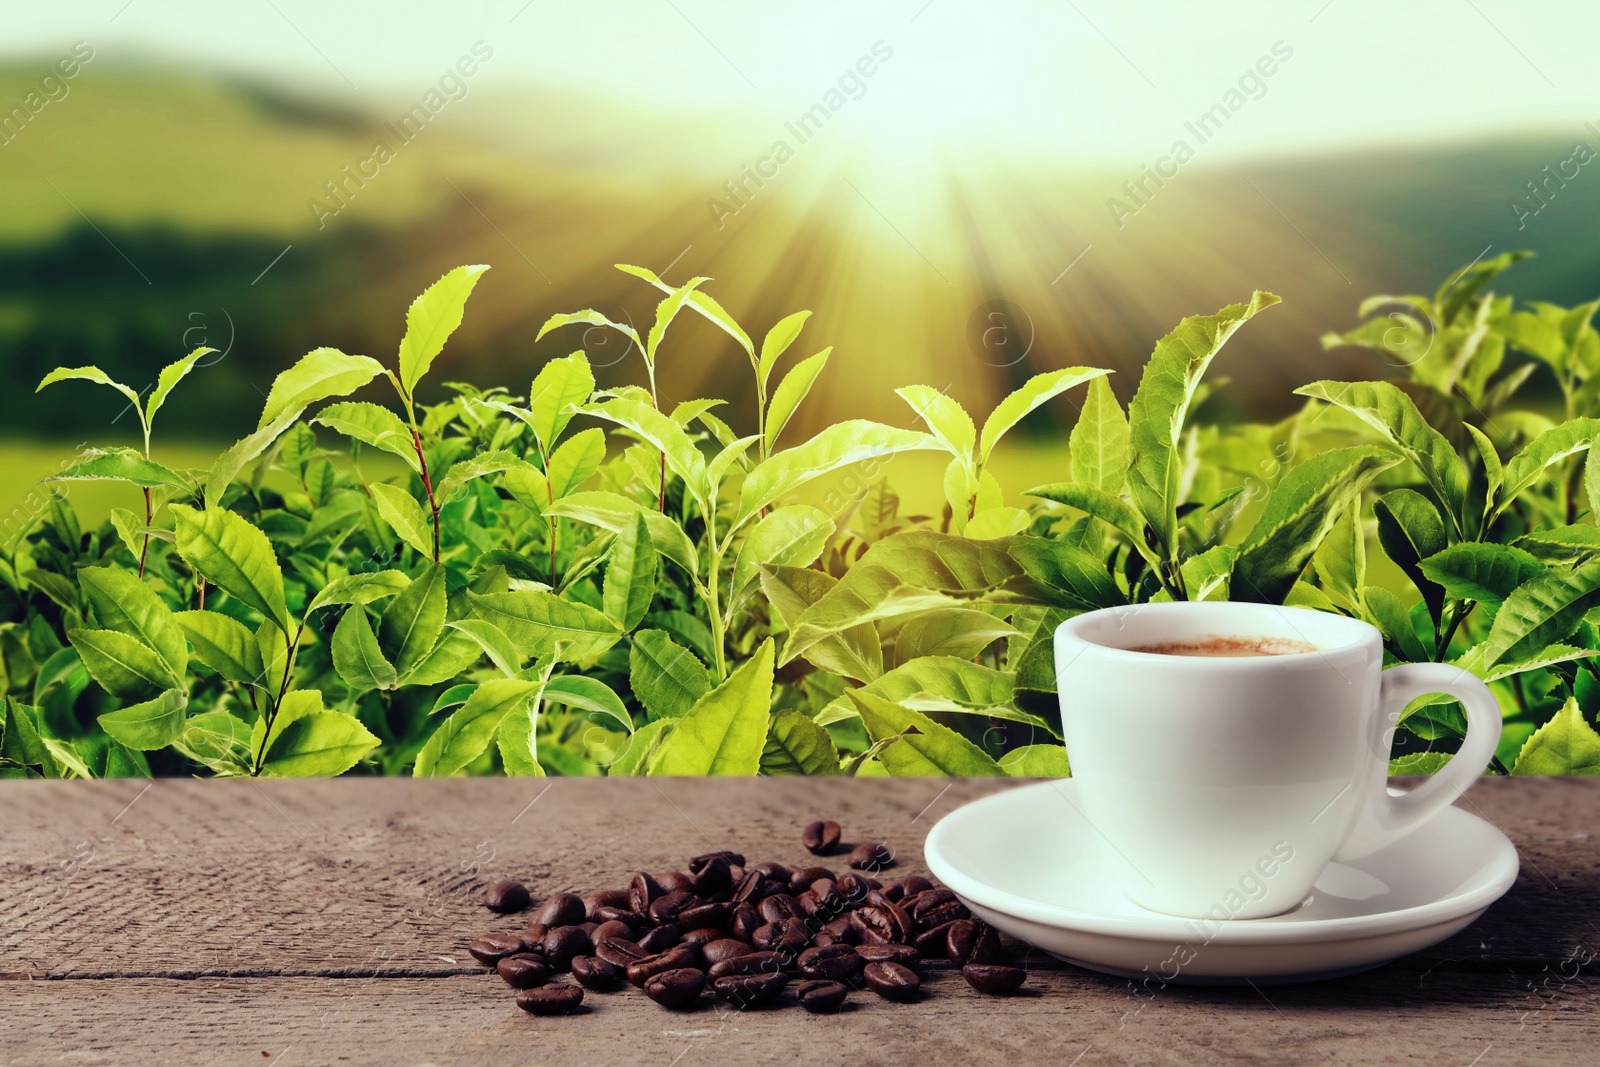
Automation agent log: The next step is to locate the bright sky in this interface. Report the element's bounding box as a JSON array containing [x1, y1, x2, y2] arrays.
[[4, 0, 1594, 165]]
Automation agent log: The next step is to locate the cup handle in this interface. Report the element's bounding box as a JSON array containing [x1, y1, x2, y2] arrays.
[[1332, 662, 1501, 862]]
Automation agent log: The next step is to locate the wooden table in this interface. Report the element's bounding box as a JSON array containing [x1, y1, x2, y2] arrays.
[[2, 777, 1596, 1065]]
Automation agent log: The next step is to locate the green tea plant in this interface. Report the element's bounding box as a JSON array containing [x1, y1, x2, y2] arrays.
[[3, 254, 1598, 780]]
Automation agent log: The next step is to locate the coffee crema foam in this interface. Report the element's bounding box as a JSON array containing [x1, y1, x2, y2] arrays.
[[1129, 636, 1318, 658]]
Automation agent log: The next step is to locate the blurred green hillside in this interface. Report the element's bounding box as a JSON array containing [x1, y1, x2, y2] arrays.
[[2, 62, 1597, 452]]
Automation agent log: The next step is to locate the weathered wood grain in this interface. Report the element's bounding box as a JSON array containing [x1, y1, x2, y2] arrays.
[[1, 777, 1595, 1065]]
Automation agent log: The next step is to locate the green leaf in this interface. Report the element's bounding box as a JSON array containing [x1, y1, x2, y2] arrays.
[[467, 590, 621, 661], [445, 619, 522, 677], [434, 450, 534, 503], [496, 701, 542, 776], [170, 505, 291, 634], [646, 640, 774, 775], [762, 565, 883, 682], [78, 566, 187, 678], [1495, 418, 1600, 517], [1128, 292, 1280, 558], [1418, 543, 1546, 619], [1516, 524, 1600, 563], [332, 607, 398, 690], [608, 717, 674, 776], [174, 610, 264, 685], [1471, 642, 1599, 683], [644, 276, 710, 364], [261, 710, 380, 777], [1472, 559, 1600, 667], [629, 630, 712, 720], [1374, 489, 1449, 620], [96, 688, 187, 750], [999, 744, 1071, 777], [1295, 380, 1468, 533], [37, 366, 145, 427], [109, 507, 145, 560], [414, 678, 542, 777], [584, 396, 707, 503], [307, 570, 411, 613], [1312, 502, 1365, 612], [981, 367, 1111, 465], [145, 347, 215, 427], [401, 628, 483, 686], [545, 492, 700, 577], [731, 505, 835, 602], [1464, 422, 1503, 515], [1365, 586, 1431, 662], [737, 421, 942, 528], [68, 629, 181, 698], [761, 709, 841, 775], [526, 351, 596, 453], [1181, 544, 1237, 602], [1026, 481, 1158, 567], [397, 265, 490, 399], [848, 690, 1005, 776], [204, 408, 304, 510], [1389, 751, 1453, 776], [766, 348, 832, 452], [48, 450, 193, 493], [542, 675, 633, 734], [1, 697, 56, 777], [379, 563, 447, 680], [1005, 536, 1126, 612], [617, 263, 756, 357], [258, 347, 387, 430], [173, 709, 252, 774], [823, 654, 1046, 731], [1232, 446, 1399, 605], [313, 402, 421, 472], [369, 482, 435, 559], [892, 609, 1017, 664], [757, 309, 812, 392], [537, 308, 643, 354], [1511, 697, 1600, 775], [547, 427, 606, 499], [602, 514, 657, 631], [1068, 376, 1129, 495], [897, 384, 976, 464]]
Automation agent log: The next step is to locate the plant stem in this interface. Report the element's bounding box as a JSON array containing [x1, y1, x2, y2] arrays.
[[138, 487, 152, 578], [1436, 601, 1469, 661], [411, 429, 441, 562], [251, 620, 305, 776]]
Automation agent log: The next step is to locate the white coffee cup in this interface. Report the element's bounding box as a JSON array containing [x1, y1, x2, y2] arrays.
[[1054, 601, 1500, 920]]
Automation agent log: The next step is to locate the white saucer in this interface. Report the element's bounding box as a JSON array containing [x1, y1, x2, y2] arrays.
[[924, 780, 1518, 985]]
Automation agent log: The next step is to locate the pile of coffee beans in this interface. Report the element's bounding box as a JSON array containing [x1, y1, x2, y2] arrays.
[[467, 820, 1029, 1016]]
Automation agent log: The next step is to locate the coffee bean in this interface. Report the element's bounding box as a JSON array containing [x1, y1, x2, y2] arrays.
[[484, 880, 531, 913], [644, 967, 707, 1009], [863, 960, 921, 1001], [591, 919, 634, 945], [533, 892, 585, 928], [637, 923, 682, 954], [467, 933, 526, 966], [707, 951, 784, 980], [516, 983, 583, 1016], [629, 871, 664, 915], [680, 926, 726, 949], [835, 872, 872, 905], [543, 926, 591, 971], [497, 953, 553, 989], [730, 904, 763, 942], [911, 888, 968, 931], [962, 964, 1027, 994], [519, 922, 549, 945], [758, 893, 804, 925], [752, 917, 809, 954], [577, 921, 599, 937], [702, 938, 755, 966], [803, 879, 843, 916], [814, 917, 858, 948], [900, 875, 934, 896], [913, 920, 957, 956], [591, 905, 644, 929], [850, 902, 911, 944], [679, 902, 732, 930], [751, 861, 791, 882], [946, 919, 1002, 966], [787, 866, 832, 893], [732, 870, 770, 905], [584, 888, 631, 919], [796, 979, 849, 1014], [648, 890, 694, 926], [802, 820, 842, 856], [848, 842, 895, 871], [691, 856, 733, 895], [713, 971, 788, 1008], [689, 850, 745, 873], [797, 944, 863, 981], [855, 943, 920, 966], [594, 936, 649, 968], [626, 944, 698, 987], [570, 955, 623, 991], [658, 871, 696, 894]]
